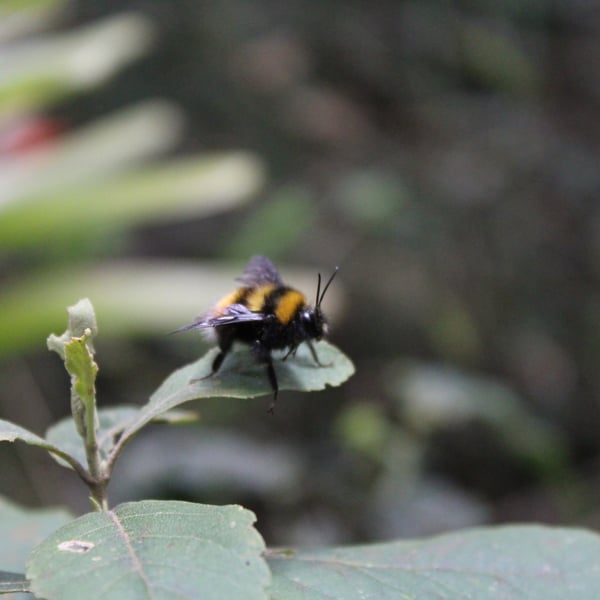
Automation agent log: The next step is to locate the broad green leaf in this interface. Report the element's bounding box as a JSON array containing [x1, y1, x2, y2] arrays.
[[27, 500, 270, 600], [267, 525, 600, 599], [45, 405, 197, 469], [116, 341, 354, 448]]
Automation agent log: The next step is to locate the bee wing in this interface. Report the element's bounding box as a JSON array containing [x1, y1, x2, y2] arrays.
[[173, 303, 265, 333], [236, 255, 283, 287], [208, 303, 266, 326]]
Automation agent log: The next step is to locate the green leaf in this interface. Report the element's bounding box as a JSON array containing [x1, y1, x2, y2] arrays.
[[47, 299, 99, 439], [27, 500, 270, 600], [0, 15, 154, 118], [64, 334, 99, 436], [267, 525, 600, 599], [0, 419, 68, 459], [0, 571, 29, 594], [0, 151, 264, 250], [46, 298, 98, 359], [224, 186, 316, 259], [0, 419, 88, 481], [0, 0, 67, 15], [45, 405, 198, 469], [0, 495, 72, 578], [117, 341, 354, 447], [0, 500, 68, 599]]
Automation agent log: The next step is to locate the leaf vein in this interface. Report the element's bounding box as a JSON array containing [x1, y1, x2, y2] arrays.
[[107, 509, 155, 600]]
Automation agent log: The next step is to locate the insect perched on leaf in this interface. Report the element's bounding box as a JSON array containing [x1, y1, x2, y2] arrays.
[[176, 256, 338, 413]]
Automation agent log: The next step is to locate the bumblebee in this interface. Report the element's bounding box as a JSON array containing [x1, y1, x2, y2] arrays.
[[177, 256, 338, 413]]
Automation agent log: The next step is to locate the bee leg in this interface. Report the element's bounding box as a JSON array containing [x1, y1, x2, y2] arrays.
[[265, 358, 279, 415], [208, 349, 227, 376], [306, 340, 332, 367], [282, 345, 298, 361], [252, 342, 279, 414], [192, 334, 233, 383]]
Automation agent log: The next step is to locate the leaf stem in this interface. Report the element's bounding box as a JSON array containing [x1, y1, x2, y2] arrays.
[[44, 447, 94, 486], [49, 443, 109, 510]]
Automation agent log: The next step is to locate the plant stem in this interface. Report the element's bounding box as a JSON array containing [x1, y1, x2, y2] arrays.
[[83, 409, 110, 510], [89, 477, 109, 512]]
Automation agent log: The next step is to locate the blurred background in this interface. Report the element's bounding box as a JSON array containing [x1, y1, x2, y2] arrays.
[[1, 0, 599, 547]]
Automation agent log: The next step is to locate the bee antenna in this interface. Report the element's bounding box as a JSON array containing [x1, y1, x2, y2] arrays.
[[317, 266, 339, 307], [315, 272, 322, 307]]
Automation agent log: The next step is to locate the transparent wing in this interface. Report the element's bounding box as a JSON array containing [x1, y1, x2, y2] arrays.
[[236, 255, 282, 287], [173, 303, 265, 332]]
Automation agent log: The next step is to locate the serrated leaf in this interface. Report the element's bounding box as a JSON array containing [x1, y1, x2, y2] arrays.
[[267, 525, 600, 599], [117, 341, 354, 446], [27, 500, 270, 600], [45, 405, 198, 469], [64, 336, 98, 400], [63, 334, 98, 438]]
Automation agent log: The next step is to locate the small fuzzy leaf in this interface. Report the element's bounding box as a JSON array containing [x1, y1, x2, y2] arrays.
[[47, 298, 97, 359]]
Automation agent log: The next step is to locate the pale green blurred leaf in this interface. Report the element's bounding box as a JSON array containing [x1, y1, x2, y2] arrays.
[[268, 525, 600, 599], [335, 402, 389, 460], [389, 362, 568, 476], [0, 100, 184, 210], [225, 186, 315, 259], [0, 13, 154, 118], [0, 149, 264, 249], [0, 1, 67, 43], [334, 168, 409, 231], [27, 500, 270, 600], [461, 21, 540, 95]]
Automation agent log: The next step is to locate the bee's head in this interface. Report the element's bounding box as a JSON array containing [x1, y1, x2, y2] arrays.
[[301, 306, 328, 340], [302, 266, 338, 340]]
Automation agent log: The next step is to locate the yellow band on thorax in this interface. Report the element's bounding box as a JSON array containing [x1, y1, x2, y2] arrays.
[[214, 289, 247, 314], [245, 284, 277, 312], [275, 289, 306, 325]]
